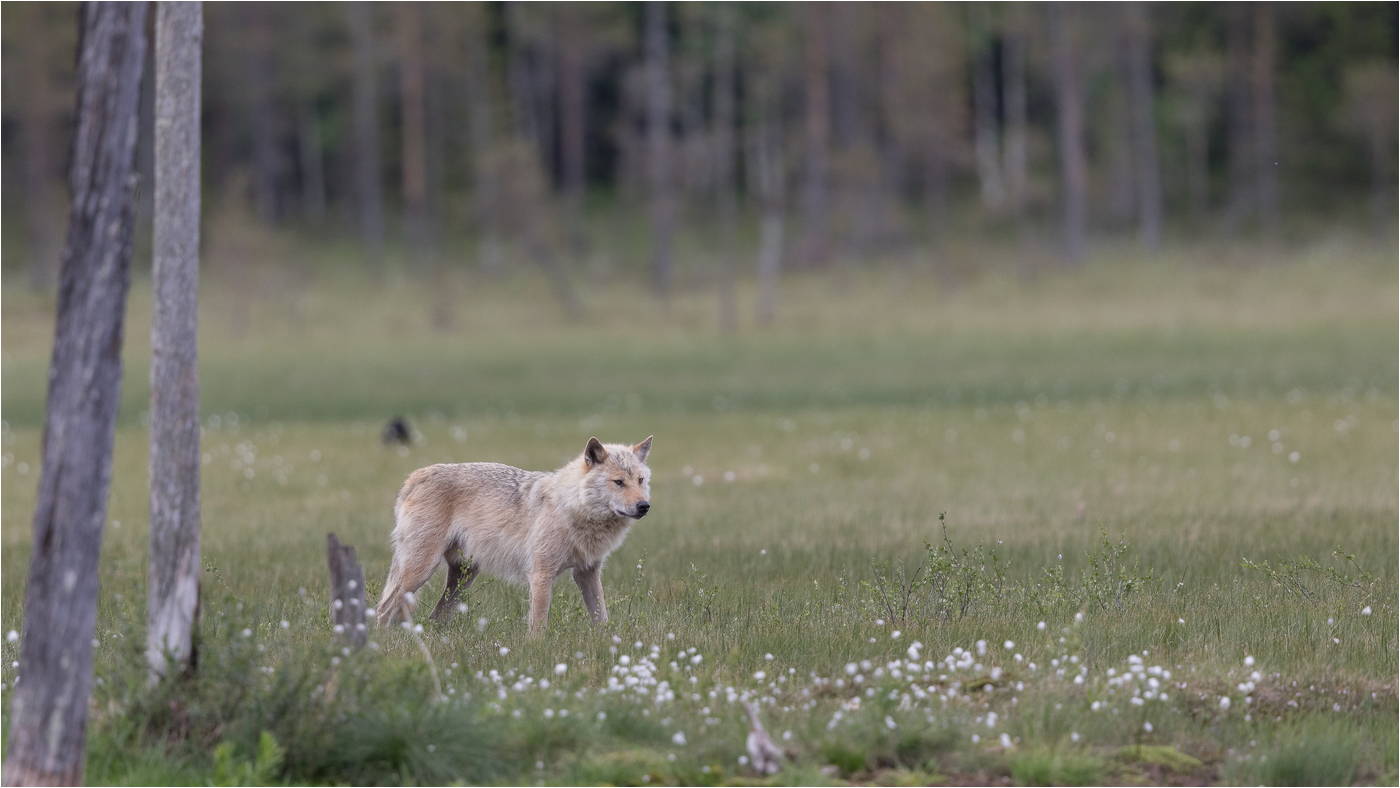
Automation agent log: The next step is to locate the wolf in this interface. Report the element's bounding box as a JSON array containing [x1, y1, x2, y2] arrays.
[[377, 436, 652, 635]]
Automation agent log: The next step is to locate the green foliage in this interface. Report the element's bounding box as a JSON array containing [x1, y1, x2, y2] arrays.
[[1243, 546, 1381, 605], [213, 731, 284, 787], [1231, 718, 1365, 787], [1008, 747, 1106, 786]]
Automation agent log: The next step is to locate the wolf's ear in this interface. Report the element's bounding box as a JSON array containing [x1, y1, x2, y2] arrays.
[[584, 437, 609, 468], [632, 435, 653, 463]]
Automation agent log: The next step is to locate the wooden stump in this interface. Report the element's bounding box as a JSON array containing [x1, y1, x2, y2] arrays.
[[326, 533, 367, 649]]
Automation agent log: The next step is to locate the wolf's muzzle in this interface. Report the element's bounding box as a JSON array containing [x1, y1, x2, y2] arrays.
[[634, 501, 650, 518]]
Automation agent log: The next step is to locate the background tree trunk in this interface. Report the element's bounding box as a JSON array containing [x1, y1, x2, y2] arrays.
[[1127, 2, 1163, 251], [754, 99, 785, 326], [800, 2, 830, 267], [247, 2, 278, 225], [713, 4, 738, 333], [347, 1, 385, 273], [15, 2, 65, 293], [297, 99, 326, 225], [147, 0, 202, 685], [1251, 1, 1279, 238], [398, 1, 429, 270], [645, 1, 675, 299], [1001, 7, 1028, 220], [1224, 1, 1252, 234], [1051, 2, 1087, 264], [557, 4, 587, 258], [969, 2, 1005, 211], [463, 2, 501, 273], [2, 4, 147, 784]]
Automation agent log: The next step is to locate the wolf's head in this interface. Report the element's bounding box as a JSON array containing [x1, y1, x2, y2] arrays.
[[581, 436, 653, 520]]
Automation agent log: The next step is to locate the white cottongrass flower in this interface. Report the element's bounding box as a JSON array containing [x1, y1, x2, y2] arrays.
[[1362, 606, 1372, 616], [876, 619, 885, 626], [555, 663, 568, 676], [597, 712, 607, 721], [1004, 641, 1015, 650], [279, 620, 290, 629], [1143, 721, 1153, 733], [1000, 733, 1013, 749], [845, 663, 859, 675], [499, 647, 510, 656], [885, 716, 898, 730], [1219, 697, 1231, 710], [1037, 621, 1047, 631], [892, 630, 901, 640], [765, 653, 774, 661], [1074, 612, 1084, 623], [241, 629, 252, 638], [477, 617, 488, 632], [672, 731, 687, 746], [413, 624, 423, 634], [753, 671, 766, 681], [1244, 655, 1255, 667], [971, 734, 980, 744], [544, 709, 554, 719], [7, 631, 18, 643]]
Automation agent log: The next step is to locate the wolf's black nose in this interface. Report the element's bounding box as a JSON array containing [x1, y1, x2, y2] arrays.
[[636, 501, 650, 516]]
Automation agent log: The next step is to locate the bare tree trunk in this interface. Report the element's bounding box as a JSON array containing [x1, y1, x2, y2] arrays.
[[399, 1, 429, 271], [327, 534, 368, 649], [147, 0, 202, 685], [1051, 2, 1087, 264], [557, 4, 587, 258], [248, 2, 278, 225], [713, 4, 737, 334], [969, 2, 1004, 211], [1224, 1, 1252, 234], [800, 2, 830, 267], [464, 3, 501, 273], [1251, 1, 1279, 238], [297, 99, 326, 225], [18, 15, 62, 293], [1126, 2, 1162, 250], [2, 5, 147, 784], [754, 105, 785, 326], [645, 1, 675, 299], [1001, 7, 1028, 220], [348, 1, 385, 273]]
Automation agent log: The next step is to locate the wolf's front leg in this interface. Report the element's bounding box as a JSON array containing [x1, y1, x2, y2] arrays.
[[573, 564, 608, 624], [528, 570, 555, 635]]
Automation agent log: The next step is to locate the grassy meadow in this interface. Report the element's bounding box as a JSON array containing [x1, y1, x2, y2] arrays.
[[2, 235, 1397, 785]]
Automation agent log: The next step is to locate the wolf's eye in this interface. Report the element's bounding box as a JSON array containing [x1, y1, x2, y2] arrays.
[[613, 479, 625, 487], [638, 477, 645, 485]]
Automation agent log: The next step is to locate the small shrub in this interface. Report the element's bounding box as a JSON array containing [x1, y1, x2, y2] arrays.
[[1009, 747, 1105, 786]]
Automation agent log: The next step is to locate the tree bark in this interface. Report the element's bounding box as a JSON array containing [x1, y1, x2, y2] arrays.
[[1050, 2, 1087, 264], [398, 1, 430, 270], [1126, 2, 1162, 250], [247, 2, 278, 225], [969, 2, 1005, 211], [557, 4, 587, 257], [147, 0, 202, 685], [1251, 1, 1279, 238], [1001, 7, 1028, 219], [754, 103, 785, 327], [644, 1, 675, 298], [327, 534, 368, 650], [800, 2, 830, 267], [347, 1, 385, 273], [713, 4, 738, 333], [3, 4, 147, 784], [1224, 1, 1252, 233], [463, 2, 502, 272]]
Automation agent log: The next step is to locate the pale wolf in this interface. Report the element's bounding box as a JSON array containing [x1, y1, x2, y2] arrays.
[[377, 436, 652, 634]]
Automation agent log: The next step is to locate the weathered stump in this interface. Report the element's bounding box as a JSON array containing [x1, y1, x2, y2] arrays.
[[326, 533, 367, 649]]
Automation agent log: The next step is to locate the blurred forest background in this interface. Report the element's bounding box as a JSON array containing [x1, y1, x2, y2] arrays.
[[2, 1, 1396, 322]]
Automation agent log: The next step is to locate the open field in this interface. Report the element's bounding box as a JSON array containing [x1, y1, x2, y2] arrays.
[[2, 237, 1397, 785]]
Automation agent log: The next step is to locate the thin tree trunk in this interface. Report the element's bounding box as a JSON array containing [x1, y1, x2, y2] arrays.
[[147, 0, 202, 684], [1184, 112, 1209, 230], [347, 1, 385, 273], [1126, 2, 1162, 250], [297, 99, 326, 225], [2, 5, 147, 784], [464, 3, 501, 273], [1251, 1, 1279, 238], [754, 108, 785, 326], [800, 2, 830, 267], [17, 6, 62, 295], [645, 1, 674, 299], [1001, 8, 1028, 220], [399, 1, 429, 271], [969, 2, 1004, 211], [557, 4, 587, 257], [1051, 2, 1087, 264], [248, 2, 277, 225], [713, 4, 737, 334], [1224, 1, 1252, 233]]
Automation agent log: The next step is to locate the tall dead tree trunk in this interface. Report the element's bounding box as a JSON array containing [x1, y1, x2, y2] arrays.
[[969, 2, 1005, 211], [1126, 2, 1162, 250], [557, 4, 587, 258], [645, 1, 675, 299], [398, 1, 430, 271], [1050, 2, 1087, 264], [800, 2, 831, 267], [2, 4, 147, 784], [464, 2, 501, 272], [1224, 2, 1252, 233], [1001, 7, 1028, 220], [753, 90, 786, 326], [348, 1, 385, 273], [713, 4, 738, 333], [147, 0, 202, 685], [1251, 1, 1279, 238]]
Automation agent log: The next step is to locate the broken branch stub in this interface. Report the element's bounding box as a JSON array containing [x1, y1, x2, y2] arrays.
[[326, 533, 367, 649]]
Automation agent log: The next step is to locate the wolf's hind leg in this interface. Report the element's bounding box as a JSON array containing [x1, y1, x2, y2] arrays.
[[430, 553, 480, 621], [377, 523, 446, 624], [573, 563, 608, 624]]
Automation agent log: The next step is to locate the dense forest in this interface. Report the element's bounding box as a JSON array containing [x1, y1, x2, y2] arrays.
[[2, 2, 1396, 298]]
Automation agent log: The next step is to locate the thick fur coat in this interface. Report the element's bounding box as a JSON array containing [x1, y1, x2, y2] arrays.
[[377, 436, 652, 634]]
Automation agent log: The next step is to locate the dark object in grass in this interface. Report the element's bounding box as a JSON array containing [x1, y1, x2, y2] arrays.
[[383, 417, 412, 446], [327, 533, 367, 649]]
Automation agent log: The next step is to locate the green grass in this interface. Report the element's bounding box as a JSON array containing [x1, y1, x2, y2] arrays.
[[2, 236, 1396, 785]]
